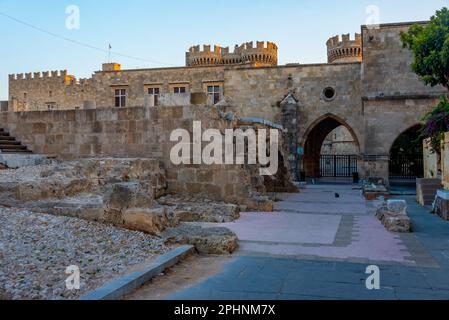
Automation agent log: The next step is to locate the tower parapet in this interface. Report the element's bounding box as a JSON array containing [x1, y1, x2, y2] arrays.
[[240, 41, 278, 66], [326, 33, 362, 63], [186, 41, 278, 67], [186, 45, 224, 66], [8, 70, 73, 82]]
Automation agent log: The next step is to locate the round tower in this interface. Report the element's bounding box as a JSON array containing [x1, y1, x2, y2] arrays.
[[221, 45, 243, 65], [326, 33, 362, 63], [186, 41, 278, 67], [186, 45, 223, 67], [240, 41, 278, 67]]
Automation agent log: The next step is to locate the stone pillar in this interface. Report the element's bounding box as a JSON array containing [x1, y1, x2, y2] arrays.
[[361, 155, 390, 185], [280, 93, 301, 180], [423, 138, 439, 179]]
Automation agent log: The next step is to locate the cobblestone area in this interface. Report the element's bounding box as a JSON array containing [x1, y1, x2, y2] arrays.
[[0, 207, 170, 300]]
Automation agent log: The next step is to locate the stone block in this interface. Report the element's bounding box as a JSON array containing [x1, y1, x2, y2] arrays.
[[163, 224, 238, 254], [197, 170, 213, 183], [106, 182, 154, 210], [434, 191, 449, 221], [386, 200, 407, 215], [375, 200, 412, 233], [32, 123, 47, 134], [185, 183, 203, 194], [122, 207, 171, 236]]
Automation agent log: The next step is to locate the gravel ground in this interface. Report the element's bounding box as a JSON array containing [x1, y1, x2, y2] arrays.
[[0, 207, 171, 300]]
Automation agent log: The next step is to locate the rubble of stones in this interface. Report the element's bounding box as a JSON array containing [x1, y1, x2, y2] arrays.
[[375, 200, 412, 233], [0, 158, 241, 256]]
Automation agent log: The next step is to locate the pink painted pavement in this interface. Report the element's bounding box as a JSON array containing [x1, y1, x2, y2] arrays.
[[197, 184, 412, 263]]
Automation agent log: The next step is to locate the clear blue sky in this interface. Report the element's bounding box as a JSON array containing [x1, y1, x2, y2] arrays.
[[0, 0, 448, 100]]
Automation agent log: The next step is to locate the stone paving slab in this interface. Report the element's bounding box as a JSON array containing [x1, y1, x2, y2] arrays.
[[163, 186, 449, 300], [208, 212, 342, 245]]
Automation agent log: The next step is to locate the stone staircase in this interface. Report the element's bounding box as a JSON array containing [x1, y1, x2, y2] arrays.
[[417, 178, 443, 206], [0, 128, 32, 154]]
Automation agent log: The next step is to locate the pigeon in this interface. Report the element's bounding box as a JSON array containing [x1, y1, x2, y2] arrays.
[[335, 193, 340, 198]]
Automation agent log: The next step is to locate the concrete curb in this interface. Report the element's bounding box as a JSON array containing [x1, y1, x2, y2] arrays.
[[80, 245, 195, 300]]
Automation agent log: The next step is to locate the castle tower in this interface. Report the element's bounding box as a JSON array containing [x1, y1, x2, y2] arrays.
[[186, 45, 223, 67], [326, 33, 362, 63], [186, 41, 278, 67], [240, 41, 278, 67]]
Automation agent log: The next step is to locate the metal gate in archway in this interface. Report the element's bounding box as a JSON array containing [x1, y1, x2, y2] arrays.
[[320, 155, 358, 177], [389, 154, 424, 180]]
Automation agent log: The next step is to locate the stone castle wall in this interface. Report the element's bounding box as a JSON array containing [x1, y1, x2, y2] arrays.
[[223, 62, 365, 147], [3, 22, 448, 184], [92, 65, 226, 108], [0, 105, 267, 205], [361, 23, 444, 98], [8, 70, 95, 111], [321, 126, 358, 155]]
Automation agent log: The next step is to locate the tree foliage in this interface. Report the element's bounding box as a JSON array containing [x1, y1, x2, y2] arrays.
[[420, 96, 449, 153], [401, 7, 449, 91], [401, 8, 449, 153]]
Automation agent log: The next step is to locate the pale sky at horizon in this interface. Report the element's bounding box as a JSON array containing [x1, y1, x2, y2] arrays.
[[0, 0, 448, 100]]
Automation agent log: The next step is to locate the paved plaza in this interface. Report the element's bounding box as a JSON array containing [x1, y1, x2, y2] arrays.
[[158, 185, 449, 300]]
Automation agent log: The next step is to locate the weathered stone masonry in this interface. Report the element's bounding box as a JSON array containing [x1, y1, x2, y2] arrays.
[[4, 22, 448, 184], [0, 105, 275, 208]]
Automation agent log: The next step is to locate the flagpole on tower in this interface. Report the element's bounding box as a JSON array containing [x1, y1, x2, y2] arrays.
[[108, 43, 112, 63]]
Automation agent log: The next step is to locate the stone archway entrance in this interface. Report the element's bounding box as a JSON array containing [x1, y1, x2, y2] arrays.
[[302, 115, 360, 179], [389, 124, 424, 184]]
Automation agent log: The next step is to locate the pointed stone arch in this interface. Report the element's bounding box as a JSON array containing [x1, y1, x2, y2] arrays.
[[302, 114, 361, 178]]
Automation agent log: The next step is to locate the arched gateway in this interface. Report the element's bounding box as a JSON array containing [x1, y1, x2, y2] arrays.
[[302, 114, 361, 179]]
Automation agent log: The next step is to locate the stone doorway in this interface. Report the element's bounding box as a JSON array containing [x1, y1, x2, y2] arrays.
[[302, 115, 361, 180], [389, 124, 424, 186]]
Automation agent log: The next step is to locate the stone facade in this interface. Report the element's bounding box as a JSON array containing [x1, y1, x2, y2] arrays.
[[321, 126, 358, 155], [9, 70, 94, 111], [4, 22, 448, 184], [0, 105, 275, 208]]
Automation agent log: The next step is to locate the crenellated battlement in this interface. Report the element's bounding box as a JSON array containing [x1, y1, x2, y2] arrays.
[[186, 41, 278, 67], [8, 70, 93, 88], [326, 33, 362, 63], [9, 70, 70, 81]]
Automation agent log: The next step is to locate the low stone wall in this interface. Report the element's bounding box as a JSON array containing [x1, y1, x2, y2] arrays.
[[0, 106, 273, 206]]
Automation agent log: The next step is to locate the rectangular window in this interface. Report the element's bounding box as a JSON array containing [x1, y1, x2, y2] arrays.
[[207, 85, 221, 104], [47, 103, 56, 110], [174, 87, 186, 94], [148, 87, 160, 106], [114, 89, 126, 107]]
